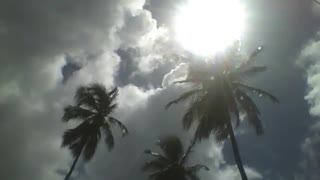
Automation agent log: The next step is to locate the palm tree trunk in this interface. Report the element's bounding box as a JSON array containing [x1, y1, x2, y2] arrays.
[[64, 146, 84, 180], [226, 119, 248, 180]]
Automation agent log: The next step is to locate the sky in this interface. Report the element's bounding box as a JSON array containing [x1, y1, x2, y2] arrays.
[[0, 0, 320, 180]]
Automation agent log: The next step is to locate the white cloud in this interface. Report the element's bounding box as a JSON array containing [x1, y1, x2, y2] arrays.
[[0, 1, 265, 180], [162, 62, 188, 87], [296, 30, 320, 180]]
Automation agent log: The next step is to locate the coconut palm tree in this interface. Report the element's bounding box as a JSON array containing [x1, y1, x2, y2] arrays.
[[165, 46, 278, 180], [62, 83, 128, 180], [143, 136, 209, 180]]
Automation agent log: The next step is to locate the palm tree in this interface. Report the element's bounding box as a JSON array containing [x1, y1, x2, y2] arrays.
[[62, 83, 128, 180], [143, 136, 209, 180], [165, 46, 278, 180]]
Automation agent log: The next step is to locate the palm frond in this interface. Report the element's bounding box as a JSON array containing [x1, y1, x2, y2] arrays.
[[149, 169, 167, 179], [62, 121, 91, 157], [62, 105, 95, 122], [62, 121, 89, 147], [231, 66, 267, 80], [195, 113, 229, 142], [144, 149, 169, 161], [194, 88, 230, 141], [174, 78, 206, 84], [82, 130, 100, 161], [142, 159, 169, 172], [247, 112, 264, 135], [186, 172, 200, 180], [182, 95, 207, 129], [237, 46, 263, 71], [90, 83, 109, 112], [165, 89, 201, 109], [74, 86, 98, 110], [249, 46, 263, 61], [157, 136, 184, 162], [186, 164, 210, 173], [179, 138, 196, 164], [109, 117, 129, 136], [235, 90, 261, 114], [234, 83, 279, 103], [235, 90, 264, 135], [241, 66, 267, 77], [102, 123, 114, 150], [108, 87, 119, 102]]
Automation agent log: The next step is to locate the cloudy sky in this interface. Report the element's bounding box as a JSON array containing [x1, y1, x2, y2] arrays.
[[1, 0, 320, 180]]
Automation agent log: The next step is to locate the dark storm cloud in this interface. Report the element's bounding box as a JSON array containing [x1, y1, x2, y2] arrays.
[[62, 56, 81, 83]]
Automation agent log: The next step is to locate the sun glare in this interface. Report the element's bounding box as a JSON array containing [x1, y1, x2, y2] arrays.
[[175, 0, 247, 56]]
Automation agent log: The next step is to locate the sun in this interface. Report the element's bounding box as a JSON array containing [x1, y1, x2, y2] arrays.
[[174, 0, 247, 56]]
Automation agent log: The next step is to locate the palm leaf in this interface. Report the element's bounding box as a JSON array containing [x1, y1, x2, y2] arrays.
[[62, 121, 91, 157], [149, 169, 167, 179], [236, 46, 263, 71], [165, 89, 201, 109], [186, 164, 210, 173], [235, 90, 264, 135], [102, 123, 114, 150], [144, 149, 169, 161], [235, 90, 261, 114], [82, 129, 100, 161], [108, 87, 119, 102], [173, 78, 206, 84], [231, 66, 267, 80], [157, 136, 184, 162], [186, 172, 200, 180], [247, 112, 264, 135], [194, 86, 230, 141], [182, 94, 208, 129], [179, 138, 196, 164], [142, 159, 169, 172], [62, 105, 95, 122], [109, 117, 129, 136], [62, 121, 89, 147], [234, 83, 279, 103], [74, 86, 98, 110], [249, 46, 263, 61]]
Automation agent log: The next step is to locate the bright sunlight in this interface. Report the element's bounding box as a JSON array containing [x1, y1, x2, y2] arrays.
[[175, 0, 247, 56]]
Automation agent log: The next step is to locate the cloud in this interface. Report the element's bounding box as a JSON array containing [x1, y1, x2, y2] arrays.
[[144, 0, 187, 26], [0, 1, 266, 180], [0, 0, 164, 180], [296, 30, 320, 180], [162, 62, 188, 87]]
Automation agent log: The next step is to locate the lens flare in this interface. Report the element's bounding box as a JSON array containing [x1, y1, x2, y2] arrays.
[[175, 0, 247, 56]]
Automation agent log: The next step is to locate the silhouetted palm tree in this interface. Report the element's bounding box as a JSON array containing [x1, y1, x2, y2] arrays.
[[62, 83, 128, 180], [143, 136, 209, 180], [166, 46, 278, 180]]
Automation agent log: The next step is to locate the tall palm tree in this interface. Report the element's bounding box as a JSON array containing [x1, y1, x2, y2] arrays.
[[62, 83, 128, 180], [143, 136, 209, 180], [166, 46, 279, 180]]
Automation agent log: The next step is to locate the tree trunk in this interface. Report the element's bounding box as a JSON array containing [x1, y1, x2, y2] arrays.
[[64, 146, 84, 180], [226, 119, 248, 180]]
